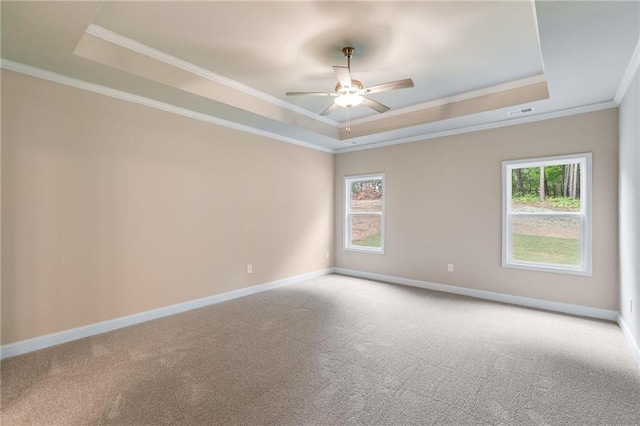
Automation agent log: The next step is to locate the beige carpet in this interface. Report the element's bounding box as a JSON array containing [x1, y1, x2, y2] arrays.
[[2, 274, 639, 425]]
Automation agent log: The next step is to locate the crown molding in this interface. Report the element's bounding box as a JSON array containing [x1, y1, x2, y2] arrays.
[[0, 58, 619, 156], [85, 24, 340, 128], [86, 24, 552, 133], [0, 59, 335, 154], [529, 0, 547, 76], [614, 36, 640, 105], [336, 101, 617, 153], [346, 74, 547, 127]]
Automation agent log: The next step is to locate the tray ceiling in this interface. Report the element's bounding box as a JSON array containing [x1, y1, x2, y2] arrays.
[[1, 1, 638, 152]]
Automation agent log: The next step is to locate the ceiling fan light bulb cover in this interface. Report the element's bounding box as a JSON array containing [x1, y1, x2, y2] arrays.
[[334, 94, 364, 108]]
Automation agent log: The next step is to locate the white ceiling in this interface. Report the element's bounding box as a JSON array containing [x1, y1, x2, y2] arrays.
[[1, 1, 639, 152], [92, 1, 544, 120]]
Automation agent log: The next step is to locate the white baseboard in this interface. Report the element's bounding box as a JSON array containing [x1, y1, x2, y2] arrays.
[[0, 268, 334, 360], [334, 267, 619, 321], [4, 267, 631, 364], [618, 315, 640, 367]]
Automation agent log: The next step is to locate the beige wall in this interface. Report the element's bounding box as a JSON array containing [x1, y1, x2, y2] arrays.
[[0, 68, 622, 346], [335, 109, 619, 310], [1, 70, 334, 345]]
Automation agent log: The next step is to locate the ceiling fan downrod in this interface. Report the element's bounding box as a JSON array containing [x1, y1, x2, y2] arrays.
[[343, 47, 355, 72], [342, 48, 356, 132]]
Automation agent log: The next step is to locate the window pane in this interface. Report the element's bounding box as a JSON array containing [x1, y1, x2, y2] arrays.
[[512, 215, 580, 265], [350, 180, 383, 213], [503, 154, 590, 275], [511, 164, 581, 213], [350, 215, 381, 248]]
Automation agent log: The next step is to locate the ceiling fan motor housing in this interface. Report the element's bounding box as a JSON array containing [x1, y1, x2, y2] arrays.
[[335, 79, 363, 93]]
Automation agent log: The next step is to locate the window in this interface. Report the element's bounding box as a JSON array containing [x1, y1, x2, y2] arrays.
[[502, 153, 592, 275], [344, 174, 385, 253]]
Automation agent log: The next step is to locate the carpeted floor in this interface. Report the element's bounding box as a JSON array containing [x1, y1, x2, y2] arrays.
[[1, 274, 639, 425]]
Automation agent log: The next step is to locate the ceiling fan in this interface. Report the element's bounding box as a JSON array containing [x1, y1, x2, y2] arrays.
[[286, 47, 414, 117]]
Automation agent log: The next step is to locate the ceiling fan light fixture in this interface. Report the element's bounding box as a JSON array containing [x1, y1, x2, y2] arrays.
[[334, 93, 364, 108]]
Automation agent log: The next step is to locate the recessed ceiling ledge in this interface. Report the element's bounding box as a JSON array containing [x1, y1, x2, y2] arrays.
[[74, 28, 340, 141]]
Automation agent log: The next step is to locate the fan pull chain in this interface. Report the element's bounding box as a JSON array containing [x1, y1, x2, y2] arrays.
[[346, 107, 351, 133], [347, 48, 352, 135]]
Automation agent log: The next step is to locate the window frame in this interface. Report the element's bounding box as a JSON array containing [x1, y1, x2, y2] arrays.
[[344, 173, 385, 254], [501, 153, 593, 276]]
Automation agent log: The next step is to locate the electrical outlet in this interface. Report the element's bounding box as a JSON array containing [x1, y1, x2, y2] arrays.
[[325, 251, 330, 259], [247, 264, 252, 274], [447, 264, 454, 272]]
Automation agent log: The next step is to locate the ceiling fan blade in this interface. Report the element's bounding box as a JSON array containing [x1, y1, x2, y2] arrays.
[[286, 91, 336, 96], [333, 66, 352, 88], [363, 79, 414, 95], [362, 97, 390, 113], [319, 102, 339, 116]]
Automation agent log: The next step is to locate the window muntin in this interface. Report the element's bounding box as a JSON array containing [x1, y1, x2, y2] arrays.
[[344, 174, 385, 253], [502, 154, 592, 275]]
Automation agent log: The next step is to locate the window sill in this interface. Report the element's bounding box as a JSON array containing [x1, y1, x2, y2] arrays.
[[502, 261, 592, 276], [344, 246, 385, 255]]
